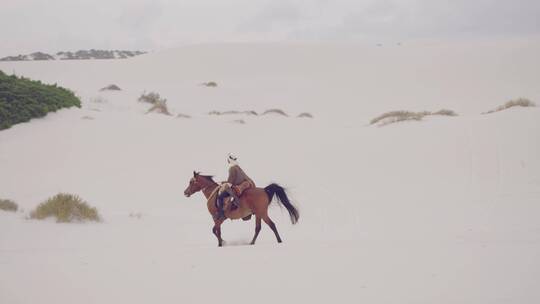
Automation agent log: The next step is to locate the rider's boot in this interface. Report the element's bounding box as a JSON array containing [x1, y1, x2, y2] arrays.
[[216, 193, 227, 220], [228, 188, 240, 208]]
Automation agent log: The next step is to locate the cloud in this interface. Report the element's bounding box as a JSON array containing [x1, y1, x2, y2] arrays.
[[315, 0, 540, 40], [0, 0, 539, 56], [240, 1, 303, 32]]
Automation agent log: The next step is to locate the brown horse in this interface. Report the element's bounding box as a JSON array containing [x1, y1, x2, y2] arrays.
[[184, 171, 299, 247]]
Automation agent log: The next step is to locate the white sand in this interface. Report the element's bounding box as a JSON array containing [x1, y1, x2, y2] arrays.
[[1, 38, 540, 303]]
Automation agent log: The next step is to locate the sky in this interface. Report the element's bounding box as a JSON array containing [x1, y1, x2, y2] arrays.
[[0, 0, 539, 56]]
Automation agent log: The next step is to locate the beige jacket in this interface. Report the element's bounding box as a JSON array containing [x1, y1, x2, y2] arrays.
[[227, 165, 255, 187]]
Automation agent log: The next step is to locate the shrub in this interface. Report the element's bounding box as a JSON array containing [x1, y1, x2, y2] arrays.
[[262, 109, 288, 116], [208, 110, 258, 116], [232, 119, 246, 124], [176, 113, 191, 118], [138, 91, 165, 105], [370, 111, 423, 126], [0, 199, 18, 212], [219, 110, 241, 115], [297, 112, 313, 118], [432, 109, 458, 116], [0, 70, 81, 130], [138, 91, 171, 115], [99, 84, 121, 91], [483, 98, 536, 114], [370, 109, 458, 126], [201, 81, 218, 87], [30, 193, 100, 223]]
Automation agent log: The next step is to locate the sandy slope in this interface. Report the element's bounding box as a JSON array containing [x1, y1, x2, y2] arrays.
[[1, 39, 540, 304]]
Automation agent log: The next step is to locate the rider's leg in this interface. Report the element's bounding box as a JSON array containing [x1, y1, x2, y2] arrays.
[[226, 188, 240, 207], [217, 191, 229, 219]]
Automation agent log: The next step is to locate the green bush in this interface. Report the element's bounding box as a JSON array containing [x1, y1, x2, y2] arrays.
[[0, 199, 18, 212], [30, 193, 100, 223], [0, 70, 81, 130]]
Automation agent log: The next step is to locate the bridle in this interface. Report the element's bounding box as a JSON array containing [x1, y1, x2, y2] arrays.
[[186, 176, 215, 197]]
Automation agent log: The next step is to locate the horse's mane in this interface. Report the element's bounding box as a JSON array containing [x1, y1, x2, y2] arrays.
[[199, 174, 217, 184]]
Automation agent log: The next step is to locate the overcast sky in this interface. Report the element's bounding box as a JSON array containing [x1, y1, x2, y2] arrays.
[[1, 0, 539, 56]]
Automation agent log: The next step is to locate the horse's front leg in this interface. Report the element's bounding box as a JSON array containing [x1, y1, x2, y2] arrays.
[[212, 221, 224, 247], [250, 216, 262, 245]]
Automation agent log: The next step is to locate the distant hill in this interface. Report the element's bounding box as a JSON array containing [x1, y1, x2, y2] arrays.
[[0, 50, 146, 61], [0, 70, 81, 130]]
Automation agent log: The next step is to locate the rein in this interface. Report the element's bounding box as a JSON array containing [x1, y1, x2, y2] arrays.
[[198, 180, 219, 198]]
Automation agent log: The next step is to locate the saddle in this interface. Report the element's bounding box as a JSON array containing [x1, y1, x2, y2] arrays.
[[216, 181, 254, 220], [217, 183, 235, 211]]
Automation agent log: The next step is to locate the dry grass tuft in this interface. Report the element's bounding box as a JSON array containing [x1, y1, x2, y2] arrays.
[[99, 84, 121, 91], [262, 109, 288, 116], [370, 111, 424, 126], [81, 116, 95, 120], [432, 109, 458, 116], [138, 91, 165, 105], [30, 193, 100, 223], [232, 119, 246, 124], [297, 112, 313, 118], [146, 100, 171, 115], [483, 98, 536, 114], [0, 199, 18, 212], [208, 110, 258, 116], [176, 113, 191, 119], [138, 91, 171, 115], [201, 81, 218, 87], [370, 109, 458, 126]]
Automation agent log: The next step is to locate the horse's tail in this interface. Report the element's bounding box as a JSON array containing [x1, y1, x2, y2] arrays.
[[264, 183, 299, 224]]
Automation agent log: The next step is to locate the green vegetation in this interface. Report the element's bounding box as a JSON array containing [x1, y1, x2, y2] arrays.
[[0, 70, 81, 130], [30, 193, 100, 223], [0, 199, 18, 212]]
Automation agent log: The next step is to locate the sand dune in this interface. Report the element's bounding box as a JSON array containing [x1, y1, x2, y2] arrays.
[[1, 40, 539, 304]]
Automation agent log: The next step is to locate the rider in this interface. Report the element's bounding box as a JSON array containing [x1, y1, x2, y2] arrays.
[[216, 153, 256, 220]]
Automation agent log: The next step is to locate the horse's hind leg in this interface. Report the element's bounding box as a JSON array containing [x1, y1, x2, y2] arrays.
[[250, 217, 262, 245], [212, 222, 224, 247], [263, 216, 282, 243]]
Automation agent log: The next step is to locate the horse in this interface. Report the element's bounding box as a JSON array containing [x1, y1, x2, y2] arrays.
[[183, 171, 299, 247]]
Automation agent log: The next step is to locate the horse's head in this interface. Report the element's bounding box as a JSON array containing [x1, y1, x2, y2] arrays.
[[184, 171, 203, 197]]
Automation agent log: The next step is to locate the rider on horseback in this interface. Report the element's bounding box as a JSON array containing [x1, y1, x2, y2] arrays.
[[216, 153, 256, 220]]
